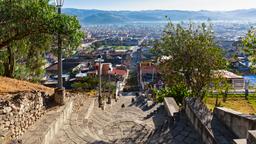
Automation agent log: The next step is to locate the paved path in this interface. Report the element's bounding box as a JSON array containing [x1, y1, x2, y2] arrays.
[[52, 95, 202, 144]]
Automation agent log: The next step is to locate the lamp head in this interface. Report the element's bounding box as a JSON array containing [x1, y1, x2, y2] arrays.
[[55, 0, 64, 7]]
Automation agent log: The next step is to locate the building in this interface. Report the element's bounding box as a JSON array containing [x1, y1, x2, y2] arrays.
[[138, 61, 159, 90], [214, 70, 245, 89]]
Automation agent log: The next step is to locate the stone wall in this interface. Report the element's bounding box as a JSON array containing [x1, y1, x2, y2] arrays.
[[184, 97, 217, 144], [0, 91, 50, 143], [214, 107, 256, 138], [20, 98, 74, 144]]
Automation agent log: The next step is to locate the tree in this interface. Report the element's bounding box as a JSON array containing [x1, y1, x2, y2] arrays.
[[243, 28, 256, 73], [71, 77, 99, 91], [210, 75, 231, 106], [0, 0, 84, 78], [153, 22, 226, 99]]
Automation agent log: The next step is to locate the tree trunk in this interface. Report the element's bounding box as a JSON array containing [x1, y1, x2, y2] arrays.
[[215, 95, 219, 107], [3, 46, 15, 77]]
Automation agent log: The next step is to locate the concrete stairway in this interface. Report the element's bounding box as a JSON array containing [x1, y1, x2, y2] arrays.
[[53, 98, 96, 144], [146, 111, 203, 144], [52, 95, 203, 144], [85, 96, 153, 143]]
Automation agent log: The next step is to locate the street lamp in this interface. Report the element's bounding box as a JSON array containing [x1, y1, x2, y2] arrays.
[[54, 0, 65, 105], [55, 0, 64, 7], [55, 0, 64, 89], [95, 55, 104, 108]]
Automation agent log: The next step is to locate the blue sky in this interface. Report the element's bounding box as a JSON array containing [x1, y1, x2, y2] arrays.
[[63, 0, 256, 11]]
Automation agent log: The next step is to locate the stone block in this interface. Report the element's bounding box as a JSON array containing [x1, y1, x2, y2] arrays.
[[0, 129, 11, 144], [3, 107, 12, 114]]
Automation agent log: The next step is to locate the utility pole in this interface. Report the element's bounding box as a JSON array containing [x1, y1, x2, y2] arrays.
[[107, 68, 111, 104], [96, 55, 104, 108], [152, 66, 155, 83], [99, 58, 102, 108]]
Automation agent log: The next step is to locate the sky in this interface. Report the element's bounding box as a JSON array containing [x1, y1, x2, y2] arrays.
[[63, 0, 256, 11]]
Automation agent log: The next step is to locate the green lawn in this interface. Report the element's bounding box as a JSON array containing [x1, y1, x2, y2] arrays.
[[204, 94, 256, 114]]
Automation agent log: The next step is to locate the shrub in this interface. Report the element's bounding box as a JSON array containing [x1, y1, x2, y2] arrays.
[[153, 84, 190, 104]]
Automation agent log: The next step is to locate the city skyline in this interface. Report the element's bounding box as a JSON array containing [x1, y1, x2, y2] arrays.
[[62, 0, 256, 11]]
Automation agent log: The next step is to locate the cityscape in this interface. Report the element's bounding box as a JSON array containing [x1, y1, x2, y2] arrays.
[[1, 0, 256, 144]]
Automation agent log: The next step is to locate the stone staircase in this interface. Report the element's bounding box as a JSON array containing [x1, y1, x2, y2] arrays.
[[85, 96, 154, 143], [51, 95, 159, 144], [144, 104, 165, 120], [50, 94, 205, 144], [53, 98, 96, 144], [146, 111, 203, 144]]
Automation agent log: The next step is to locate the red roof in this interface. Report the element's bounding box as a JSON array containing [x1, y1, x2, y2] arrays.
[[110, 68, 127, 76]]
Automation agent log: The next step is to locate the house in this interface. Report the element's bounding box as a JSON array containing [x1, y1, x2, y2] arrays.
[[214, 70, 245, 89], [111, 68, 128, 78], [94, 63, 113, 75], [138, 61, 159, 90], [46, 58, 84, 75]]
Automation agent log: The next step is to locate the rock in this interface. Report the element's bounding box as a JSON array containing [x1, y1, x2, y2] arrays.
[[3, 107, 12, 114], [0, 109, 4, 115], [5, 121, 10, 127], [0, 91, 47, 139]]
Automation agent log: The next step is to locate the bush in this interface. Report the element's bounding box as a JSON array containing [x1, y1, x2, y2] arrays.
[[71, 77, 99, 91], [153, 84, 190, 104]]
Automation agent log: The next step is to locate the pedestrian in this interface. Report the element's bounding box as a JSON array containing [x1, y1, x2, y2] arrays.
[[131, 98, 135, 103]]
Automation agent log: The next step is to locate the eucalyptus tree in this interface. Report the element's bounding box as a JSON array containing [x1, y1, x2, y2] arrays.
[[153, 22, 226, 99], [0, 0, 84, 78], [243, 28, 256, 73]]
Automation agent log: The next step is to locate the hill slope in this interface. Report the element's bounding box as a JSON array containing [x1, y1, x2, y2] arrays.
[[0, 76, 54, 95], [63, 8, 256, 24]]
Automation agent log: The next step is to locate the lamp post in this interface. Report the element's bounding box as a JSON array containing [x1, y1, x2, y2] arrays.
[[107, 68, 112, 104], [54, 0, 65, 105], [95, 55, 104, 108], [55, 0, 64, 89]]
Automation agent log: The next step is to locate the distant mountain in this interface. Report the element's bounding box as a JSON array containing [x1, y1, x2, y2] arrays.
[[62, 8, 256, 25]]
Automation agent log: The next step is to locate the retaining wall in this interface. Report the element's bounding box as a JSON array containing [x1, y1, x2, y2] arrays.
[[21, 100, 73, 144], [214, 107, 256, 138], [0, 91, 49, 143], [184, 98, 217, 144]]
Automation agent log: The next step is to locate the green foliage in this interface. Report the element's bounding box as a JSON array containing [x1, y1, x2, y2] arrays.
[[0, 0, 84, 79], [210, 75, 232, 105], [153, 84, 190, 104], [103, 81, 116, 90], [71, 77, 99, 91], [243, 28, 256, 73], [153, 21, 226, 99]]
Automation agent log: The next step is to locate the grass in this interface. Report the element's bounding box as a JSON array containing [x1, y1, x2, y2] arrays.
[[204, 95, 256, 114]]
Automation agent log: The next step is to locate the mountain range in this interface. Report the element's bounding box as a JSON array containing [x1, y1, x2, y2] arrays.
[[63, 8, 256, 25]]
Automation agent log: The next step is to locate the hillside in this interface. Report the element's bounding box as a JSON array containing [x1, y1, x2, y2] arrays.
[[63, 8, 256, 25], [0, 76, 54, 96]]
